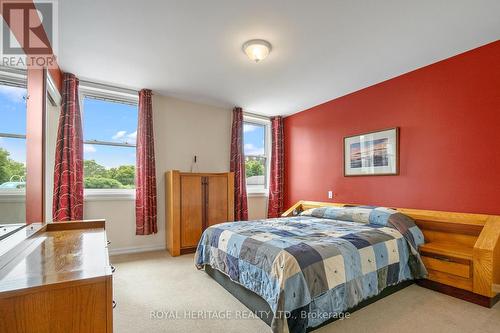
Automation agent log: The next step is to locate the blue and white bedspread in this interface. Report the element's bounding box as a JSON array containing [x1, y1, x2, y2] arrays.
[[195, 206, 427, 333]]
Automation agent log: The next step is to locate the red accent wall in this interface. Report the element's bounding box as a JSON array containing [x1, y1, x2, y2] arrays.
[[284, 41, 500, 215]]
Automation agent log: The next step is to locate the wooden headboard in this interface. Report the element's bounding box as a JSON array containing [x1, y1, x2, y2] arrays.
[[282, 201, 500, 302]]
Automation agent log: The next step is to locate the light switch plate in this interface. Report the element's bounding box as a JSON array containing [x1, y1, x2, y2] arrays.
[[328, 191, 333, 199]]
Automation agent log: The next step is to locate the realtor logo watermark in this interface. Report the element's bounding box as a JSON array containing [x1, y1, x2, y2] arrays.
[[1, 0, 58, 68]]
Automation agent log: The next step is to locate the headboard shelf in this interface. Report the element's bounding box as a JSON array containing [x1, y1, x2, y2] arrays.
[[420, 242, 473, 260]]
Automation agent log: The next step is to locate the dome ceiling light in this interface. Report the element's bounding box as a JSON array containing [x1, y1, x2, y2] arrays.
[[242, 39, 272, 63]]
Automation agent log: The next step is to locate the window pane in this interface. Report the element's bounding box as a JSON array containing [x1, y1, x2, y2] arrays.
[[82, 97, 138, 144], [84, 144, 135, 189], [243, 122, 266, 189], [82, 96, 138, 190], [0, 85, 27, 135], [245, 156, 266, 187], [0, 83, 26, 223], [0, 137, 26, 190], [243, 123, 265, 156]]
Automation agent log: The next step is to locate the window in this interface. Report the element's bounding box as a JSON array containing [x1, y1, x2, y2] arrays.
[[80, 88, 138, 196], [0, 83, 27, 194], [243, 116, 270, 194]]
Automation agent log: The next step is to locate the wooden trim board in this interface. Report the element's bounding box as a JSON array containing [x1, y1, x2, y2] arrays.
[[417, 279, 500, 308]]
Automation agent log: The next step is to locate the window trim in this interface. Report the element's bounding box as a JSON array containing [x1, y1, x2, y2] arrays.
[[47, 71, 61, 106], [243, 114, 271, 195], [79, 83, 139, 196], [84, 188, 135, 201], [0, 70, 27, 200], [79, 81, 139, 106], [0, 66, 26, 88]]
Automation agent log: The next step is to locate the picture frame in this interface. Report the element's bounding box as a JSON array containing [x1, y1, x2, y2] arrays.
[[343, 127, 399, 176]]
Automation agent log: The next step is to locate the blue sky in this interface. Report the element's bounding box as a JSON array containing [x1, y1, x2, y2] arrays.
[[0, 85, 27, 164], [83, 98, 137, 168], [0, 90, 137, 168], [0, 87, 264, 167], [243, 122, 265, 156]]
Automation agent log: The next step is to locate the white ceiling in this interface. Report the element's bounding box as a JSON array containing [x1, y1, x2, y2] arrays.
[[58, 0, 500, 116]]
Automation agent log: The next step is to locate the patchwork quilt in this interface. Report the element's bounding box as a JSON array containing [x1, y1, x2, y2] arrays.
[[195, 206, 427, 333]]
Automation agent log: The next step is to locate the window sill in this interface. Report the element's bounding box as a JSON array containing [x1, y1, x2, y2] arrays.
[[0, 191, 26, 203], [247, 191, 268, 198], [84, 189, 135, 202]]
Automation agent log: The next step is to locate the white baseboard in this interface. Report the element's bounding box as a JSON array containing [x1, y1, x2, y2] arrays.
[[109, 244, 166, 256]]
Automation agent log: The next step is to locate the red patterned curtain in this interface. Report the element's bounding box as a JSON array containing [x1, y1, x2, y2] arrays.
[[52, 73, 83, 221], [267, 116, 284, 218], [230, 107, 248, 220], [136, 89, 158, 235]]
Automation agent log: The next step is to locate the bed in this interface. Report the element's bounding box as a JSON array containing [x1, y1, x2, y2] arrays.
[[195, 204, 427, 333]]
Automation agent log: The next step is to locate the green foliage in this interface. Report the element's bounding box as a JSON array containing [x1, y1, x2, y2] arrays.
[[83, 160, 135, 189], [84, 159, 108, 178], [0, 148, 26, 184], [245, 159, 264, 178], [0, 148, 10, 184], [109, 165, 135, 186], [84, 177, 124, 189]]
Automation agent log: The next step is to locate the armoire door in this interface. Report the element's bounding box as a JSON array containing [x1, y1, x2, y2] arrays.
[[180, 175, 203, 248], [206, 175, 229, 227]]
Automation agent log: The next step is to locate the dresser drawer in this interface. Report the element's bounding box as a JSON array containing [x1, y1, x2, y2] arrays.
[[421, 253, 471, 278]]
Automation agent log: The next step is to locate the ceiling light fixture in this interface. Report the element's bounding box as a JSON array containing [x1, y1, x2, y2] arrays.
[[242, 39, 272, 63]]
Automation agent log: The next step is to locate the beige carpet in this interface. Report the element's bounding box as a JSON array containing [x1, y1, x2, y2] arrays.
[[111, 251, 500, 333]]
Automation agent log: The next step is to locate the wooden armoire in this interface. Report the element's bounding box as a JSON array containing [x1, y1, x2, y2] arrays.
[[165, 170, 234, 256]]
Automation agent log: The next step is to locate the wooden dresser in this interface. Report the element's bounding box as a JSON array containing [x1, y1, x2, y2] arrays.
[[283, 201, 500, 307], [165, 171, 234, 256], [0, 220, 113, 332]]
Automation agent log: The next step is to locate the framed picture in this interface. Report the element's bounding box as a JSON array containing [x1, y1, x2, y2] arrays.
[[344, 127, 399, 176]]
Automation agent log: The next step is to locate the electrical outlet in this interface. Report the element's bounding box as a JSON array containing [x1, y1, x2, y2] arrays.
[[328, 191, 333, 199]]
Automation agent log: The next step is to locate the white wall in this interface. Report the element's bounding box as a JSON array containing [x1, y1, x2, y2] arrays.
[[248, 196, 267, 220], [83, 94, 269, 254], [84, 198, 145, 253]]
